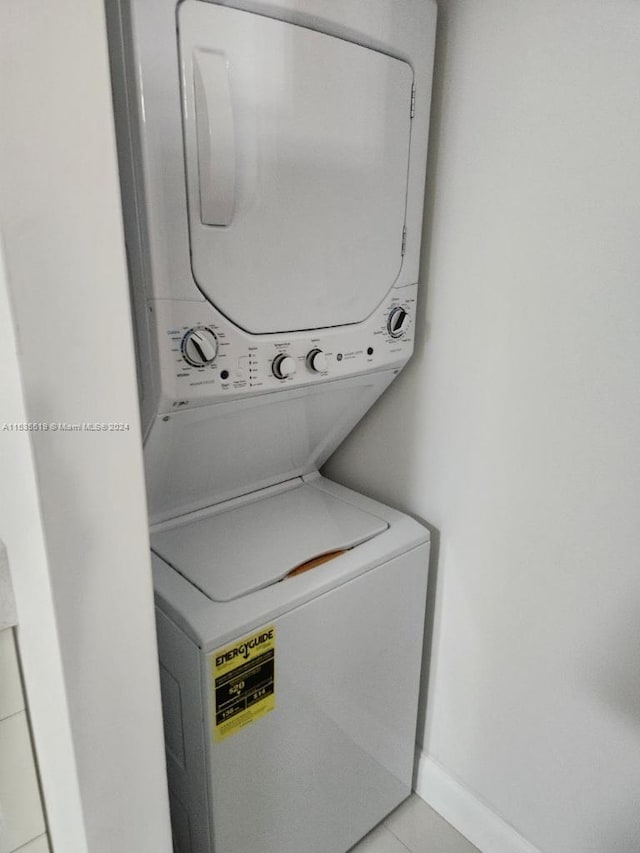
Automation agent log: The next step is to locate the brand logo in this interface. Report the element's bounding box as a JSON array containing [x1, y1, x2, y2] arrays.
[[216, 629, 274, 668]]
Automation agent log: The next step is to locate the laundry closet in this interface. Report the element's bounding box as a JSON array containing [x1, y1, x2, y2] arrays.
[[106, 2, 436, 850]]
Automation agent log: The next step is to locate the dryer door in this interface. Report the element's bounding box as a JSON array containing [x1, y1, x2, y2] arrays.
[[178, 1, 414, 334]]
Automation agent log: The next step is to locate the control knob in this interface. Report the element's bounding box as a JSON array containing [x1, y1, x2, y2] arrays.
[[387, 306, 410, 338], [182, 327, 218, 367], [306, 349, 327, 373], [272, 353, 297, 380]]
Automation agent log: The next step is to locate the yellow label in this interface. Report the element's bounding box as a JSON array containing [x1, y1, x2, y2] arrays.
[[212, 625, 275, 743]]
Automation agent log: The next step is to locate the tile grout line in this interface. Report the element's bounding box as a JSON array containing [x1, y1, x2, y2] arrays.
[[0, 707, 27, 724], [383, 823, 414, 853], [12, 832, 48, 853]]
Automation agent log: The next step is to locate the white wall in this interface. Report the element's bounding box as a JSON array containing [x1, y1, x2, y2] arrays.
[[0, 3, 172, 851], [325, 2, 640, 852], [0, 244, 86, 852]]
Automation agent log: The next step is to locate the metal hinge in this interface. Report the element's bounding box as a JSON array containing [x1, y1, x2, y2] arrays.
[[410, 83, 416, 119], [401, 226, 407, 256]]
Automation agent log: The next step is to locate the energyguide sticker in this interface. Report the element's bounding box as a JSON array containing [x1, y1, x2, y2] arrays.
[[212, 625, 275, 742]]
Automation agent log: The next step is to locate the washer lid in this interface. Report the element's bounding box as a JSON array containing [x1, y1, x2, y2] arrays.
[[150, 483, 388, 602], [179, 1, 413, 333]]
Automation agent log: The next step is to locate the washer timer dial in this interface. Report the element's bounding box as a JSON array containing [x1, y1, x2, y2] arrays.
[[181, 327, 219, 367]]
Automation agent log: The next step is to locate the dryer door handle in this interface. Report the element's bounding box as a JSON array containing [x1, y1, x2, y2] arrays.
[[193, 49, 236, 226]]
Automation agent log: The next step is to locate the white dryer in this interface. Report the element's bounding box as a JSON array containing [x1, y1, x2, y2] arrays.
[[106, 0, 437, 850]]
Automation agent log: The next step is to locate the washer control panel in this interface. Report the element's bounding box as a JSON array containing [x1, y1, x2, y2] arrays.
[[153, 284, 417, 412]]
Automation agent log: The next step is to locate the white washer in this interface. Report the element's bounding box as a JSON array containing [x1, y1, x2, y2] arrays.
[[152, 477, 429, 853], [106, 1, 437, 850]]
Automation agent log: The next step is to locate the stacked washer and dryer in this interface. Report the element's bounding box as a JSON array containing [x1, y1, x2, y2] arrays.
[[107, 1, 437, 851]]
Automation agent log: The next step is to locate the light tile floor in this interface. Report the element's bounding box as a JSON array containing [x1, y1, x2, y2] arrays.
[[350, 795, 481, 853]]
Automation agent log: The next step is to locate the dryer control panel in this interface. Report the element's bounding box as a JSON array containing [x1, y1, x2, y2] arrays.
[[152, 284, 417, 414]]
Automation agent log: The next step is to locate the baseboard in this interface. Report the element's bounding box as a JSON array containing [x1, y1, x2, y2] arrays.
[[414, 751, 543, 853]]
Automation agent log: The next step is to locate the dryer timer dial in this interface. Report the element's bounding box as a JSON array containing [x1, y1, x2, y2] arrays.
[[387, 306, 410, 338], [182, 327, 219, 367]]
